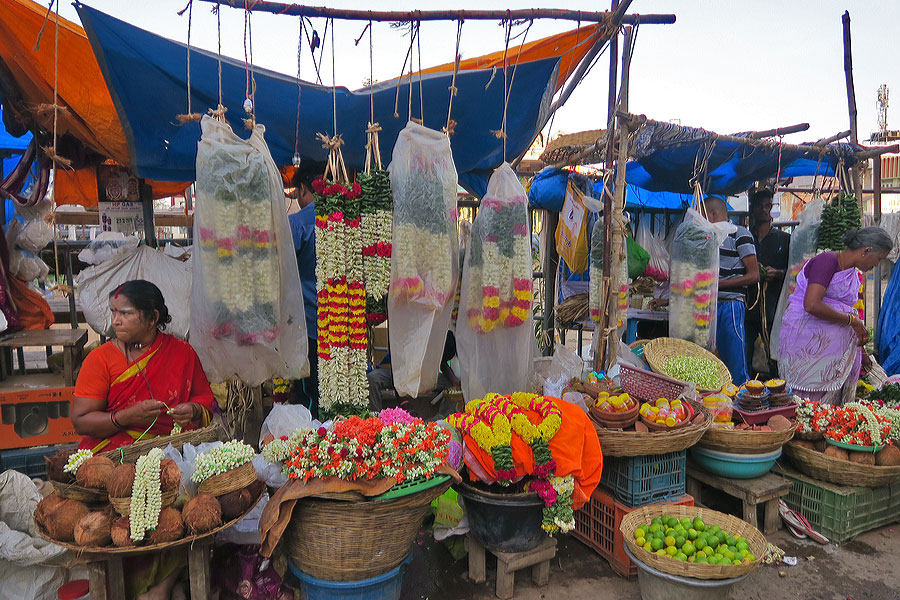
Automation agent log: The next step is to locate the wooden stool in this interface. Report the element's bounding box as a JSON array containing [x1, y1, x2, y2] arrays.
[[83, 539, 213, 600], [686, 466, 792, 534], [0, 328, 88, 385], [467, 535, 557, 599]]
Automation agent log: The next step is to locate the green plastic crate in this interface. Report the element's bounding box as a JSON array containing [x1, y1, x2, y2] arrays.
[[773, 465, 900, 544]]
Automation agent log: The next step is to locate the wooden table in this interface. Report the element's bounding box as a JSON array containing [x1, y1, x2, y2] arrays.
[[0, 328, 88, 385], [686, 466, 792, 534], [84, 540, 213, 600]]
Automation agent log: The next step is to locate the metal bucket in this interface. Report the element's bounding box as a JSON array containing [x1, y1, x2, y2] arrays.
[[623, 545, 749, 600]]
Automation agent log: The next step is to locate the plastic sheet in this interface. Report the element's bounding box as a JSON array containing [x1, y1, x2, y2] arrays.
[[769, 199, 825, 360], [457, 163, 534, 401], [668, 207, 736, 350], [75, 244, 191, 339], [388, 122, 459, 396], [191, 116, 309, 385], [77, 232, 140, 265], [636, 217, 671, 281]]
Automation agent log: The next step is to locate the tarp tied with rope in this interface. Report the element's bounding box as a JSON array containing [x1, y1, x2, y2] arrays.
[[624, 120, 863, 196], [74, 5, 607, 196]]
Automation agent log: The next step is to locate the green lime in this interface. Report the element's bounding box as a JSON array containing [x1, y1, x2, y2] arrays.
[[649, 524, 662, 534], [727, 546, 737, 554], [675, 552, 688, 561], [636, 537, 646, 547], [696, 557, 709, 564], [664, 535, 676, 547], [716, 531, 727, 545], [680, 517, 693, 528], [651, 538, 664, 551], [696, 550, 707, 559], [687, 528, 699, 541], [703, 546, 715, 556], [737, 536, 747, 545], [696, 534, 708, 548], [687, 556, 696, 563], [654, 530, 665, 540], [723, 550, 735, 561], [666, 546, 678, 556], [656, 549, 668, 557], [674, 535, 686, 548], [736, 541, 749, 552], [713, 553, 724, 562], [682, 542, 695, 556], [667, 517, 680, 529], [726, 535, 737, 547], [643, 542, 653, 552], [732, 559, 742, 565], [746, 554, 756, 562], [634, 528, 646, 540], [651, 517, 663, 526], [693, 518, 706, 532], [709, 525, 721, 535], [739, 549, 749, 558]]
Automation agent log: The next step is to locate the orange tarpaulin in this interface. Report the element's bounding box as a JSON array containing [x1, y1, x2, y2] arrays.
[[0, 0, 189, 206]]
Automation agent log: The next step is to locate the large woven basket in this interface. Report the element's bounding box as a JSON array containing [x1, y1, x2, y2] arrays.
[[591, 399, 712, 457], [697, 423, 797, 454], [620, 505, 767, 580], [643, 338, 732, 393], [286, 479, 451, 581], [99, 422, 226, 464], [109, 490, 177, 516], [198, 461, 258, 496], [783, 441, 900, 487]]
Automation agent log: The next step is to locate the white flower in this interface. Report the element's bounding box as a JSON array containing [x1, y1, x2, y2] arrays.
[[63, 449, 93, 474], [131, 448, 164, 542], [192, 440, 255, 483]]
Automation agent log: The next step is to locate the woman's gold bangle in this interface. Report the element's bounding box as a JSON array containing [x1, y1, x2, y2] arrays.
[[848, 313, 854, 326]]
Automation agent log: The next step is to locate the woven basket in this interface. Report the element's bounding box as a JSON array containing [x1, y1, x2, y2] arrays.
[[697, 423, 797, 454], [783, 441, 900, 487], [590, 399, 712, 457], [51, 480, 108, 504], [619, 364, 691, 403], [197, 461, 258, 496], [286, 479, 451, 581], [99, 422, 226, 464], [620, 505, 767, 580], [109, 490, 177, 516], [643, 338, 732, 393]]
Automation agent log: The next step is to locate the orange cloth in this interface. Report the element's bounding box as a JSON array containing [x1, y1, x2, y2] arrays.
[[461, 397, 603, 511], [7, 276, 54, 330]]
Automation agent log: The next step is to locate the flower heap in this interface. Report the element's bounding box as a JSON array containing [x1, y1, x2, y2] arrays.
[[358, 169, 393, 325], [313, 176, 369, 411], [871, 404, 900, 444], [197, 155, 279, 345], [63, 449, 93, 475], [390, 167, 457, 309], [448, 393, 574, 535], [282, 409, 449, 484], [463, 192, 532, 333], [796, 400, 893, 447], [192, 440, 255, 484], [131, 448, 164, 542]]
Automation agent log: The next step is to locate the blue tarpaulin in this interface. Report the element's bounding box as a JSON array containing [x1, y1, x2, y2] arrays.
[[624, 120, 861, 196], [878, 260, 900, 376], [75, 4, 561, 196]]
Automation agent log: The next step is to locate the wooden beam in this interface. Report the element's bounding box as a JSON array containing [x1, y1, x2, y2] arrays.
[[53, 210, 194, 228], [814, 130, 851, 146], [746, 123, 809, 139], [204, 1, 675, 24]]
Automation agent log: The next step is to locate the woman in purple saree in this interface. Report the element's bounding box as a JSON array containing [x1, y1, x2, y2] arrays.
[[779, 228, 892, 405]]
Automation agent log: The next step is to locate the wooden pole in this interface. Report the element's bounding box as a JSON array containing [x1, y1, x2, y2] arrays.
[[203, 0, 674, 24], [814, 130, 851, 146], [746, 123, 810, 139], [542, 210, 560, 356], [874, 157, 883, 344], [842, 11, 865, 204]]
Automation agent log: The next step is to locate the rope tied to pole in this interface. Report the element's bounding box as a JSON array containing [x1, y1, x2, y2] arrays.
[[176, 0, 202, 123], [318, 133, 349, 186], [365, 122, 383, 174], [443, 20, 463, 136]]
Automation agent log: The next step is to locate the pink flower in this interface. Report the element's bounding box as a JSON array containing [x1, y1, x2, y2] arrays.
[[317, 427, 327, 436]]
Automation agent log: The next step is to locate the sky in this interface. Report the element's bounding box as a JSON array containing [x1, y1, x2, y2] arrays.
[[58, 1, 900, 146]]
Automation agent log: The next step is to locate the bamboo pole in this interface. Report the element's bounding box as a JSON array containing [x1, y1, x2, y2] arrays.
[[203, 0, 674, 24], [874, 157, 883, 345], [746, 123, 809, 139], [814, 130, 851, 146], [842, 11, 865, 204]]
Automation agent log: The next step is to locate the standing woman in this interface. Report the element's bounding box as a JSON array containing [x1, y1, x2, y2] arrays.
[[778, 228, 892, 405]]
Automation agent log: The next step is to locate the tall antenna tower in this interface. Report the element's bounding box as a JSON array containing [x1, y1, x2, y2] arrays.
[[877, 84, 889, 139]]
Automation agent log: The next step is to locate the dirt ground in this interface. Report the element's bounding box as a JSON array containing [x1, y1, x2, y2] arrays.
[[401, 524, 900, 600]]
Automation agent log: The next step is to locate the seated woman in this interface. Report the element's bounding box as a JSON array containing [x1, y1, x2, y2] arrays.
[[72, 279, 216, 452], [71, 280, 217, 600], [778, 228, 893, 406]]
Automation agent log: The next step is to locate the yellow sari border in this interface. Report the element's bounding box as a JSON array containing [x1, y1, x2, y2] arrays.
[[112, 346, 161, 385]]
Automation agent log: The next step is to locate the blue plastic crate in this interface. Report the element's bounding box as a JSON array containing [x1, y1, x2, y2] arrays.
[[600, 450, 686, 507], [0, 444, 76, 479]]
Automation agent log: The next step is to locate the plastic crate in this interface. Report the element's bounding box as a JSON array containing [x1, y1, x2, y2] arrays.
[[601, 450, 686, 507], [619, 364, 689, 403], [774, 465, 900, 544], [572, 485, 693, 579], [0, 443, 76, 479]]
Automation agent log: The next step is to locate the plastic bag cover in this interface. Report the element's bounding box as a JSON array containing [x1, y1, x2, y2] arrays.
[[191, 116, 309, 385], [457, 163, 534, 401], [668, 208, 736, 350], [388, 122, 459, 396], [76, 244, 192, 339]]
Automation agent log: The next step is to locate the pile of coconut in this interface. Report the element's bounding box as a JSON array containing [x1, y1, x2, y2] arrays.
[[793, 439, 900, 467], [36, 447, 262, 549]]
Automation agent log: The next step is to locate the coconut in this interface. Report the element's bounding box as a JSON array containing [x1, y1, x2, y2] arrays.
[[848, 450, 876, 466], [44, 499, 89, 542], [76, 455, 115, 489], [218, 487, 253, 521], [159, 459, 182, 493], [813, 439, 828, 452], [106, 463, 136, 498], [182, 494, 221, 534], [34, 492, 65, 529], [148, 508, 184, 544], [634, 421, 649, 433], [74, 511, 112, 547], [767, 415, 793, 431], [793, 440, 816, 451], [111, 516, 135, 547], [45, 449, 74, 484], [875, 445, 900, 467], [823, 445, 849, 461]]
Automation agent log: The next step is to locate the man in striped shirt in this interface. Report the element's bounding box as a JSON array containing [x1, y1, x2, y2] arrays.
[[702, 197, 760, 385]]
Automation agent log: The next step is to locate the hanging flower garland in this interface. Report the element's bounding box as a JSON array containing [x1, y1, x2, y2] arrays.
[[449, 393, 572, 534], [358, 169, 393, 325], [313, 134, 368, 412], [131, 448, 164, 542]]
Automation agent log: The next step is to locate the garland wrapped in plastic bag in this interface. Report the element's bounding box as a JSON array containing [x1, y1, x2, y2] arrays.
[[668, 198, 736, 350], [388, 122, 459, 397], [457, 163, 534, 400], [358, 169, 392, 325], [588, 220, 628, 333], [192, 116, 309, 385]]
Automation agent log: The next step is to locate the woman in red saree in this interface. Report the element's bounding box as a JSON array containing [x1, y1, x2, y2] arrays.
[[72, 280, 215, 452], [71, 280, 216, 600]]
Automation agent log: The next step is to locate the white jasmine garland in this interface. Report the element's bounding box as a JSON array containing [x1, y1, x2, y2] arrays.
[[191, 440, 255, 483], [130, 448, 164, 542], [63, 449, 93, 475]]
